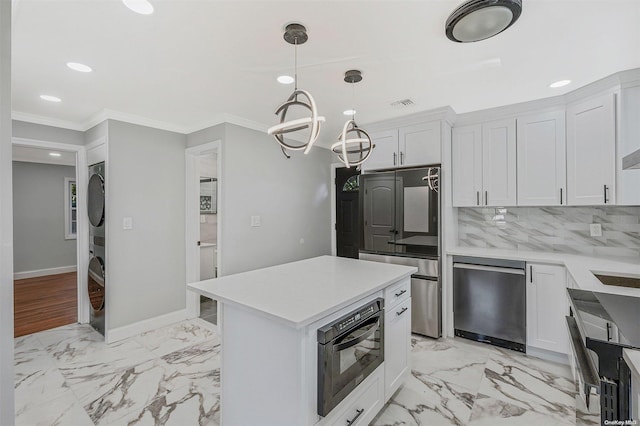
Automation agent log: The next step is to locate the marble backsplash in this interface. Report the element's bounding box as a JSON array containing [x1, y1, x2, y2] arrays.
[[458, 206, 640, 258]]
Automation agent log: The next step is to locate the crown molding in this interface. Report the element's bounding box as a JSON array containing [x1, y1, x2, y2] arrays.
[[82, 109, 191, 134], [11, 111, 86, 131]]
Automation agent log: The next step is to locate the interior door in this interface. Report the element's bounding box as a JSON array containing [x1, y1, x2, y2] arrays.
[[335, 167, 361, 258], [362, 173, 397, 253]]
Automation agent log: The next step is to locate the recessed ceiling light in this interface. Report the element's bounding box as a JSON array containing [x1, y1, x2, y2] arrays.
[[343, 109, 356, 116], [549, 79, 571, 88], [122, 0, 154, 15], [277, 75, 294, 84], [40, 95, 61, 102], [66, 62, 92, 73], [49, 152, 61, 157]]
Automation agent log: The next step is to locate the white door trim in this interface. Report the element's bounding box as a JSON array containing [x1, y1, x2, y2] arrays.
[[11, 137, 90, 324], [185, 141, 222, 324]]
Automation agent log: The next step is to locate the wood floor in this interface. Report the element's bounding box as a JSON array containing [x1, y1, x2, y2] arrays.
[[14, 272, 77, 337]]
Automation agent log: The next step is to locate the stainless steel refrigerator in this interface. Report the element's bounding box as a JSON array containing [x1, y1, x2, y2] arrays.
[[359, 166, 441, 338]]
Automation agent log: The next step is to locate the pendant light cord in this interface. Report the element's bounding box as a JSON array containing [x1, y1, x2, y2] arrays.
[[294, 38, 298, 92], [351, 83, 355, 120]]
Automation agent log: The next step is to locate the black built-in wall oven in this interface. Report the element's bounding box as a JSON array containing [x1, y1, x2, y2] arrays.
[[317, 298, 384, 417]]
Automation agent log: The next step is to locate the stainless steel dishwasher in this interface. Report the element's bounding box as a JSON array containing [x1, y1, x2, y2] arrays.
[[453, 256, 526, 352]]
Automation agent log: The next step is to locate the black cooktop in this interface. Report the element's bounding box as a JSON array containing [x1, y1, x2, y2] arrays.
[[568, 288, 640, 348]]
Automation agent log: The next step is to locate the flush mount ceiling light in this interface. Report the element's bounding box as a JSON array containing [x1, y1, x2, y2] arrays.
[[66, 62, 92, 73], [122, 0, 154, 15], [343, 109, 356, 116], [331, 70, 374, 169], [446, 0, 522, 43], [277, 75, 294, 84], [40, 94, 61, 102], [549, 79, 571, 88], [49, 152, 61, 157], [267, 23, 325, 159]]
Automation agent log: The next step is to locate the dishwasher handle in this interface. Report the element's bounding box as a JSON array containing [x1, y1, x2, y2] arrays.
[[453, 263, 525, 276]]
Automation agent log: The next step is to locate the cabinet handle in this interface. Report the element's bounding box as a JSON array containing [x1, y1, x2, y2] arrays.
[[400, 151, 404, 165], [485, 191, 488, 206], [396, 307, 409, 317], [394, 289, 407, 297], [560, 188, 563, 205], [393, 152, 397, 166], [606, 322, 611, 341], [529, 265, 533, 283], [603, 185, 608, 204], [346, 408, 364, 426]]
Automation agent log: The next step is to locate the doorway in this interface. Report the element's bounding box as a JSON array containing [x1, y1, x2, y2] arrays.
[[335, 167, 361, 258], [11, 143, 87, 336], [185, 141, 222, 327]]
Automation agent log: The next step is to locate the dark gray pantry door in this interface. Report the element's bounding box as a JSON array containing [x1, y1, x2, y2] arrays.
[[335, 167, 361, 259]]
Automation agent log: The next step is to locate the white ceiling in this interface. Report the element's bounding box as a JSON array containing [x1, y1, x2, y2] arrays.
[[12, 145, 76, 166], [11, 0, 640, 148]]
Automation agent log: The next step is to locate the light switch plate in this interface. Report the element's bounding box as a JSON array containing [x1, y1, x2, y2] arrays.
[[123, 217, 133, 230], [590, 223, 602, 237], [251, 216, 261, 227]]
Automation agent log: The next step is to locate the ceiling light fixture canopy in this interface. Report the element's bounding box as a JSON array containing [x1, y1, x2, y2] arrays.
[[331, 70, 374, 169], [267, 23, 325, 159], [445, 0, 522, 43]]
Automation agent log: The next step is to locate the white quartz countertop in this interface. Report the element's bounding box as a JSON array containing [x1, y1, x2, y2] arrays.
[[187, 255, 416, 329], [623, 349, 640, 381], [447, 247, 640, 297]]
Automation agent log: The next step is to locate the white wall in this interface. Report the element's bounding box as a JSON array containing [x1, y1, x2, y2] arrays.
[[0, 1, 14, 423], [189, 123, 332, 275], [13, 120, 85, 145], [106, 120, 187, 329], [12, 161, 77, 273]]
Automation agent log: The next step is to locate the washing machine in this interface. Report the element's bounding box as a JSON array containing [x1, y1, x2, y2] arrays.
[[88, 162, 106, 335]]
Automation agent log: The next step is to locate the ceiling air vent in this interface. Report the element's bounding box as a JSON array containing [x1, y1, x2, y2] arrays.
[[390, 98, 415, 108]]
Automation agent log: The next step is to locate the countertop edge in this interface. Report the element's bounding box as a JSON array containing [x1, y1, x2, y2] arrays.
[[188, 268, 415, 330]]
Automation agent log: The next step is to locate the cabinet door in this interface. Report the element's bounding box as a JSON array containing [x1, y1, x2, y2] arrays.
[[361, 129, 398, 171], [517, 111, 566, 206], [452, 125, 482, 207], [384, 297, 411, 400], [482, 119, 517, 206], [399, 121, 441, 167], [526, 263, 568, 354], [566, 93, 616, 205]]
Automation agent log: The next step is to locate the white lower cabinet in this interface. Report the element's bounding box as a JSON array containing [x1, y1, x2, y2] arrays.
[[384, 297, 411, 400], [526, 263, 569, 354], [326, 367, 384, 426]]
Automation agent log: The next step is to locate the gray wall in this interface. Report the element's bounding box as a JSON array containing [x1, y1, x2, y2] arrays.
[[0, 1, 14, 422], [189, 123, 333, 275], [458, 206, 640, 258], [13, 120, 85, 145], [107, 120, 187, 329], [85, 120, 108, 144], [12, 162, 77, 272]]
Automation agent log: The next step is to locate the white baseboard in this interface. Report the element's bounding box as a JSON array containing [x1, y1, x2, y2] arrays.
[[527, 346, 569, 365], [106, 308, 190, 344], [14, 265, 77, 280]]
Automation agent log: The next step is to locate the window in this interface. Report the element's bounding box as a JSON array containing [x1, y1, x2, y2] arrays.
[[342, 175, 359, 192], [64, 177, 77, 239]]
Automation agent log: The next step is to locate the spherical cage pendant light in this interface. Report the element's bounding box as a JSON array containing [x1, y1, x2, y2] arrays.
[[267, 23, 325, 158], [445, 0, 522, 43], [331, 70, 374, 168]]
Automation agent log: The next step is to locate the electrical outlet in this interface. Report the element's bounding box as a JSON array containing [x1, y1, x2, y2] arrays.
[[590, 223, 602, 237], [251, 216, 261, 227]]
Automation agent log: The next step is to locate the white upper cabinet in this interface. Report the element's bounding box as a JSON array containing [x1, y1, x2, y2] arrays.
[[362, 122, 442, 171], [363, 129, 399, 171], [399, 122, 441, 167], [482, 119, 517, 207], [452, 125, 482, 207], [566, 93, 616, 205], [517, 111, 567, 206], [452, 119, 516, 207]]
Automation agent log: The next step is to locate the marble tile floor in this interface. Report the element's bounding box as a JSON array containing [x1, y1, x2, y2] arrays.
[[15, 320, 598, 426]]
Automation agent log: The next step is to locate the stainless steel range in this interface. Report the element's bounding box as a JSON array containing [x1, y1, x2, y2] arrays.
[[567, 288, 640, 423]]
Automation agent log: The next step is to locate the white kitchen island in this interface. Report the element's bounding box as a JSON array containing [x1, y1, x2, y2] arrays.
[[187, 255, 416, 426]]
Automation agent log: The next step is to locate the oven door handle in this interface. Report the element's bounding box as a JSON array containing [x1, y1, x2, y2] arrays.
[[333, 316, 381, 352]]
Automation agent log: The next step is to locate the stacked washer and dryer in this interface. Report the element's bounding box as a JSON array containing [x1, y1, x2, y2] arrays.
[[87, 162, 106, 335]]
